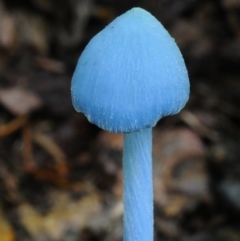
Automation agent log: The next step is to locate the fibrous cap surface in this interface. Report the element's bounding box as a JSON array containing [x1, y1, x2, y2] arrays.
[[71, 7, 190, 133]]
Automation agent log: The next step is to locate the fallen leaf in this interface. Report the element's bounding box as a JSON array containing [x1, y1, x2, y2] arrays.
[[0, 87, 42, 115]]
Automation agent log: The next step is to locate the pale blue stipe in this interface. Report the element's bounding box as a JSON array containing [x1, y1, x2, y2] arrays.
[[123, 128, 153, 241]]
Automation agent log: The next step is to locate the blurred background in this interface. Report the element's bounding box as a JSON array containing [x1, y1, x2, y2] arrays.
[[0, 0, 240, 240]]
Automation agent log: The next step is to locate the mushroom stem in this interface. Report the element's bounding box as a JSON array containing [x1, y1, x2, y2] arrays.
[[123, 127, 153, 241]]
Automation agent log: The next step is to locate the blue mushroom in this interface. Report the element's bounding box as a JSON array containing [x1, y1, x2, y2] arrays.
[[71, 7, 189, 241]]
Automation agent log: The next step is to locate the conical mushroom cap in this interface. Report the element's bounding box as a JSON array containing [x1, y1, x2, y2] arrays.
[[71, 7, 190, 133]]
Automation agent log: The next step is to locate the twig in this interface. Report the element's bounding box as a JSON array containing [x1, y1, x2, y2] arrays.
[[0, 116, 27, 137]]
